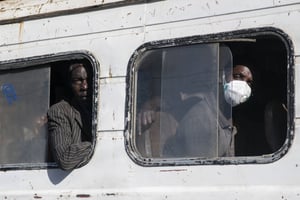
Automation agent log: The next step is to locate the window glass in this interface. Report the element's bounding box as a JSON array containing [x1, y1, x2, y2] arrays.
[[134, 44, 233, 158], [0, 67, 50, 164]]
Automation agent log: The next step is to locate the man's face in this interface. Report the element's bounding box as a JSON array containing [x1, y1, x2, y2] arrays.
[[71, 66, 88, 101], [232, 65, 253, 87]]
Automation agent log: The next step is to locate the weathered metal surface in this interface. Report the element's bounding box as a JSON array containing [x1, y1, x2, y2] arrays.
[[0, 0, 299, 199], [0, 0, 161, 25]]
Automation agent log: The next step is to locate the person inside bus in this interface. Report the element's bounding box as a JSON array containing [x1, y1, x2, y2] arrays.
[[47, 63, 93, 170], [137, 64, 253, 158]]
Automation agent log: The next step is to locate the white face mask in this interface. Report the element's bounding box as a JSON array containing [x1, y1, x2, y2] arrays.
[[224, 80, 251, 107]]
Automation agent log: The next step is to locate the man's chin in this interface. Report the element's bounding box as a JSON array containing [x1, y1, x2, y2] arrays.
[[75, 96, 88, 102], [80, 96, 88, 101]]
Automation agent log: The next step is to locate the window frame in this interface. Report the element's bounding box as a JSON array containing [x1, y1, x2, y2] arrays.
[[0, 50, 99, 170], [125, 27, 294, 167]]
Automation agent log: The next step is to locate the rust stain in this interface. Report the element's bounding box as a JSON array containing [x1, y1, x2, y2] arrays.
[[108, 66, 112, 78], [18, 21, 24, 43]]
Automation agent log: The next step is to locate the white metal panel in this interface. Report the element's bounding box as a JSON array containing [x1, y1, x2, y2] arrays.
[[144, 0, 299, 25], [0, 25, 144, 76], [1, 0, 299, 23], [0, 0, 126, 21], [98, 77, 126, 131], [0, 4, 145, 46], [1, 129, 299, 199]]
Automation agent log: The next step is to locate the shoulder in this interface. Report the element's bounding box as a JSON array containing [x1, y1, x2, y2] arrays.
[[48, 100, 72, 116], [49, 100, 71, 110]]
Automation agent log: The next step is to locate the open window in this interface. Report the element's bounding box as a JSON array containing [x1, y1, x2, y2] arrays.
[[126, 28, 292, 166], [0, 52, 98, 170]]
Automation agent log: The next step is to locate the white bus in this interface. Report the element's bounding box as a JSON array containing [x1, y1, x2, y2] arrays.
[[0, 0, 298, 199]]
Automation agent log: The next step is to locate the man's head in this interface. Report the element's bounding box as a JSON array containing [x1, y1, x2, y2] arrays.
[[223, 64, 253, 107], [69, 63, 88, 101], [232, 65, 253, 87]]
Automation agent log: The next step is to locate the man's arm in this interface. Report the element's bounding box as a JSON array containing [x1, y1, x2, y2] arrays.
[[47, 104, 92, 170]]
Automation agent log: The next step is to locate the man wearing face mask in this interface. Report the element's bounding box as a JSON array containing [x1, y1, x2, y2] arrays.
[[222, 64, 253, 155], [224, 65, 253, 107]]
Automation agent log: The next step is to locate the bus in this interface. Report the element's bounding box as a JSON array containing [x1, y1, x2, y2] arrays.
[[0, 0, 298, 199]]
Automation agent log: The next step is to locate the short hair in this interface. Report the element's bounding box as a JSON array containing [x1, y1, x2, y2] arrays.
[[67, 63, 85, 83], [63, 63, 86, 100], [69, 63, 85, 74]]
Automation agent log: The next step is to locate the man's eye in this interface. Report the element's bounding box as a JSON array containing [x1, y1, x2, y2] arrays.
[[72, 79, 82, 84], [233, 74, 243, 79]]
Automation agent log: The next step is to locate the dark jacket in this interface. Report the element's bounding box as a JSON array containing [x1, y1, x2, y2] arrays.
[[163, 94, 234, 157], [47, 100, 92, 170]]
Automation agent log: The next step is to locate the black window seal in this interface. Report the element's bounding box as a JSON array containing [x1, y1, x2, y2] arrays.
[[125, 27, 295, 167], [0, 50, 99, 171]]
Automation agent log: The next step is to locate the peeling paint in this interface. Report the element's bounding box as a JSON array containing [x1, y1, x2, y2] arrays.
[[33, 194, 42, 199], [76, 194, 91, 198]]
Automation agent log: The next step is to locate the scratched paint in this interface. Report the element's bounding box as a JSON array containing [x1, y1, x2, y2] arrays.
[[0, 0, 150, 25], [76, 194, 91, 198]]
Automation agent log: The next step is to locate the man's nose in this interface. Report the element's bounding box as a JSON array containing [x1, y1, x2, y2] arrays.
[[81, 80, 88, 90]]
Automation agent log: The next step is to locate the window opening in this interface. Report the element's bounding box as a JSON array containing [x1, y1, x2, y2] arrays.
[[0, 54, 97, 170], [127, 29, 291, 165]]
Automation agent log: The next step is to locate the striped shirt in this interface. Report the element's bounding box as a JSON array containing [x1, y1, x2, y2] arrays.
[[47, 100, 93, 170]]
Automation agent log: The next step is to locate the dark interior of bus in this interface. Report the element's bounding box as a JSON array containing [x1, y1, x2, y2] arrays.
[[226, 36, 287, 156], [48, 58, 93, 162]]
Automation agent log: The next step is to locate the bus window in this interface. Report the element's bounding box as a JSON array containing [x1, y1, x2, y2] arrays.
[[127, 28, 290, 165], [0, 54, 97, 170]]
